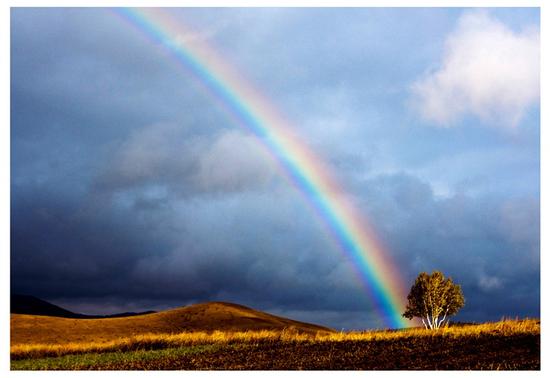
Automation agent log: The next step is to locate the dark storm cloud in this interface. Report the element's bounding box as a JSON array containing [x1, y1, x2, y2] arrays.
[[11, 182, 379, 320], [11, 187, 173, 298], [354, 173, 540, 321], [10, 8, 539, 329], [11, 170, 539, 326]]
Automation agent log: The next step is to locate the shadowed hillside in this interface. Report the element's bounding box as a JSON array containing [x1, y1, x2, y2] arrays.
[[11, 295, 86, 318], [11, 295, 155, 319], [11, 301, 334, 345]]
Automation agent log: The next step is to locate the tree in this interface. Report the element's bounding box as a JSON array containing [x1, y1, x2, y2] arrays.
[[402, 271, 465, 329]]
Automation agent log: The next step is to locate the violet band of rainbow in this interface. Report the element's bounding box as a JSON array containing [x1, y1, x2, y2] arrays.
[[114, 7, 409, 329]]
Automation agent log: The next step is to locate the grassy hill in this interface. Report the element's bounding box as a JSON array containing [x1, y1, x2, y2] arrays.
[[10, 297, 539, 370], [11, 301, 334, 345]]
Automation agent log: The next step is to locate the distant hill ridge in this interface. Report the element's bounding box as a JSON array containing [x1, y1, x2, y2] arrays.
[[11, 297, 334, 345], [11, 294, 155, 319]]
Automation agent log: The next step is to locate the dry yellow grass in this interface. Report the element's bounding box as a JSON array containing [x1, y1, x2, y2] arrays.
[[11, 318, 539, 360], [11, 301, 333, 346]]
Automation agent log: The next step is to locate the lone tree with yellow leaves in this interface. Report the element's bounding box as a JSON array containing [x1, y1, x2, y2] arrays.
[[402, 271, 465, 329]]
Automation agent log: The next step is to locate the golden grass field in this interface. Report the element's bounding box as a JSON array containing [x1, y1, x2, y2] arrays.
[[10, 302, 540, 370], [11, 318, 538, 359], [11, 301, 332, 345]]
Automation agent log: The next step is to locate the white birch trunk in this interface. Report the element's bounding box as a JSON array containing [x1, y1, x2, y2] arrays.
[[433, 316, 439, 329], [437, 311, 448, 328], [425, 316, 433, 329]]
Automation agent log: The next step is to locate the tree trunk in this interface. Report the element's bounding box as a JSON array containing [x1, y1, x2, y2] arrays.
[[437, 310, 448, 328], [425, 316, 433, 329], [421, 318, 428, 329], [433, 316, 439, 329]]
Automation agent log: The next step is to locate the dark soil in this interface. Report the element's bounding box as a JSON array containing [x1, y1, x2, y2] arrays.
[[92, 332, 539, 370]]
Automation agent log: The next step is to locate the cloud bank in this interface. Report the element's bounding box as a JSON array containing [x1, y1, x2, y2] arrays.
[[95, 124, 276, 196], [411, 11, 539, 128]]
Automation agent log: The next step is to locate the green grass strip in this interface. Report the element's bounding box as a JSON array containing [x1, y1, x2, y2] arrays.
[[11, 344, 219, 370]]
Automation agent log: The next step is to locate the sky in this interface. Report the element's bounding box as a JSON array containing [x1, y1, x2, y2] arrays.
[[10, 7, 540, 330]]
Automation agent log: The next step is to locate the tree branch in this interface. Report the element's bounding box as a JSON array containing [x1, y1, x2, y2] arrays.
[[438, 308, 449, 328]]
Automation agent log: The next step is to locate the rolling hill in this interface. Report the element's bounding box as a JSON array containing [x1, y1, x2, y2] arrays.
[[11, 301, 334, 345], [11, 295, 155, 319], [11, 294, 88, 318]]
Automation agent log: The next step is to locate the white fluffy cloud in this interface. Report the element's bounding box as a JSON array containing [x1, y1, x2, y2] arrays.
[[411, 11, 539, 128], [97, 124, 276, 195], [195, 130, 276, 192]]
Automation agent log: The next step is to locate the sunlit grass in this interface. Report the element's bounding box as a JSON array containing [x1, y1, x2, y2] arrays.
[[11, 345, 219, 370], [11, 318, 538, 360]]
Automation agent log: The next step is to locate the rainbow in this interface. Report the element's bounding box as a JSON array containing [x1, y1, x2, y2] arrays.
[[114, 8, 409, 329]]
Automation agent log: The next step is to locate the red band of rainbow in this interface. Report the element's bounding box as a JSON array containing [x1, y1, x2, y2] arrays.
[[115, 7, 409, 329]]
